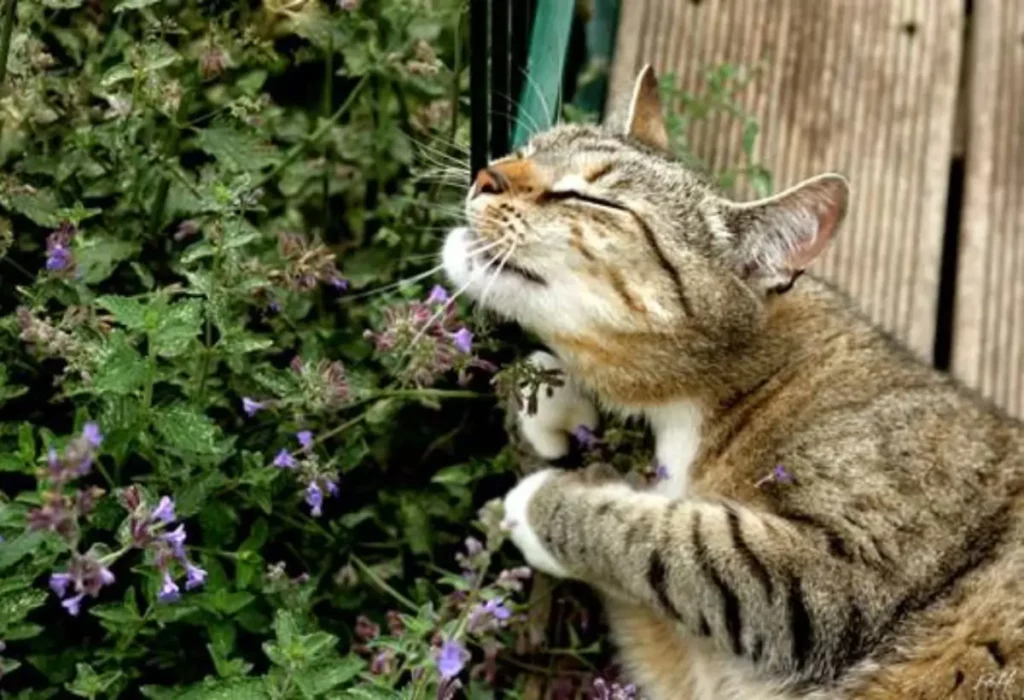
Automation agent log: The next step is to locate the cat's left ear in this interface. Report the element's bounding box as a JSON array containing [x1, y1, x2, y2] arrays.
[[721, 174, 850, 293], [624, 64, 669, 151]]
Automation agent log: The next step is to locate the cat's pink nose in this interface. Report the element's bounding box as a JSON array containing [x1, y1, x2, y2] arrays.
[[471, 168, 507, 197]]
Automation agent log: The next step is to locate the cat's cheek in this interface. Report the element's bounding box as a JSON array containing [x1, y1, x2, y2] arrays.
[[441, 227, 473, 289], [502, 469, 570, 578]]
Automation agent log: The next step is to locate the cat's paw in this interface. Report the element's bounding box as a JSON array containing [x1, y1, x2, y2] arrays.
[[501, 469, 570, 578], [517, 351, 599, 460]]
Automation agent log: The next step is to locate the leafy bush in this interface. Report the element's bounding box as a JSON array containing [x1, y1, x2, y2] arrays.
[[0, 1, 767, 697]]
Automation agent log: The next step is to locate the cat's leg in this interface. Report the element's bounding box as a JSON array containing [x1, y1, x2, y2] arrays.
[[502, 467, 865, 683], [516, 350, 599, 460]]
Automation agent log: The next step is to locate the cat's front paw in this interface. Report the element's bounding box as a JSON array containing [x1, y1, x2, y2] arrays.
[[517, 351, 599, 461], [501, 469, 570, 578]]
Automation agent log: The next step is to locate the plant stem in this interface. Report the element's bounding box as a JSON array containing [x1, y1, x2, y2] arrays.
[[0, 0, 16, 92], [254, 73, 369, 190], [351, 555, 419, 612]]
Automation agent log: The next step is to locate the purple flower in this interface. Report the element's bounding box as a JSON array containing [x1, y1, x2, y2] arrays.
[[654, 463, 670, 481], [47, 448, 60, 472], [185, 562, 207, 590], [483, 597, 511, 621], [426, 284, 449, 304], [46, 245, 72, 271], [242, 397, 265, 417], [49, 572, 72, 597], [451, 327, 473, 354], [755, 464, 794, 489], [158, 572, 180, 603], [306, 481, 323, 517], [98, 567, 115, 586], [273, 449, 297, 469], [82, 422, 103, 448], [61, 593, 85, 616], [150, 496, 176, 524], [162, 524, 187, 558], [469, 597, 512, 630], [570, 425, 597, 449], [325, 479, 339, 497], [329, 277, 349, 291], [296, 430, 313, 449], [435, 639, 470, 680]]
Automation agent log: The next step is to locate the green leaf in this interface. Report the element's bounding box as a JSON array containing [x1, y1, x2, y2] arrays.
[[114, 0, 161, 11], [151, 678, 269, 700], [76, 237, 140, 285], [0, 187, 62, 227], [0, 587, 48, 632], [0, 531, 50, 573], [294, 657, 364, 695], [96, 296, 149, 332], [41, 0, 84, 7], [66, 663, 123, 698], [92, 332, 148, 395], [196, 126, 281, 173], [152, 298, 203, 358], [175, 470, 228, 517], [154, 404, 230, 457], [18, 422, 35, 464]]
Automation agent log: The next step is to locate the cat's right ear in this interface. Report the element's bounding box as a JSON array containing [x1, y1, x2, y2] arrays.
[[721, 174, 850, 294], [624, 65, 669, 151]]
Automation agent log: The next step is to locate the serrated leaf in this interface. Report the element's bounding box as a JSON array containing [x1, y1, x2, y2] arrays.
[[0, 588, 48, 629], [66, 664, 123, 698], [0, 187, 62, 227], [219, 332, 273, 355], [196, 126, 281, 173], [152, 298, 203, 357], [153, 403, 229, 457], [175, 470, 228, 517], [76, 236, 140, 285], [93, 332, 148, 395], [294, 658, 364, 695], [96, 296, 149, 332], [0, 531, 49, 572]]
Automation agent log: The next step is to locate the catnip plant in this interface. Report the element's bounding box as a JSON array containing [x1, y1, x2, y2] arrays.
[[0, 0, 767, 697]]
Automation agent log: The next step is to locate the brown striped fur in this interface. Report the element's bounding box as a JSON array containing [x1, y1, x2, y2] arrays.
[[441, 66, 1024, 699]]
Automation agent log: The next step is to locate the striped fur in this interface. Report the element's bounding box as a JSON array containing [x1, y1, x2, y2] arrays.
[[443, 66, 1024, 699]]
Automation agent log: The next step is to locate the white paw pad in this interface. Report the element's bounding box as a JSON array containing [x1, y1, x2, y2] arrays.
[[501, 470, 570, 578]]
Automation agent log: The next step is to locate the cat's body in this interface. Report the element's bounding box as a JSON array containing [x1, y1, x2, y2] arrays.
[[443, 66, 1024, 698]]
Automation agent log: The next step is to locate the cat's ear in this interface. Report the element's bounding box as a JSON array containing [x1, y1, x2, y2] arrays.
[[721, 174, 849, 293], [624, 65, 669, 150]]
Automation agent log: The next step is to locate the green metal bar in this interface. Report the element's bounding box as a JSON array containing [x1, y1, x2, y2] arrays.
[[511, 0, 575, 148], [573, 0, 621, 116]]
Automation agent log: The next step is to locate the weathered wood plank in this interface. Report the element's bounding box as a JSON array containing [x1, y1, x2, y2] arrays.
[[952, 0, 1024, 415], [609, 0, 963, 360]]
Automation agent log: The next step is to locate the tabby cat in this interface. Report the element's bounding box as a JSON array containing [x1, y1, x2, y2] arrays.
[[441, 66, 1024, 699]]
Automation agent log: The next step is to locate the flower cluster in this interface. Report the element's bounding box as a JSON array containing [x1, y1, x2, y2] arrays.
[[119, 488, 207, 603], [27, 423, 104, 539], [364, 285, 495, 387], [269, 431, 340, 518], [269, 231, 346, 292], [44, 221, 76, 274], [290, 357, 351, 412]]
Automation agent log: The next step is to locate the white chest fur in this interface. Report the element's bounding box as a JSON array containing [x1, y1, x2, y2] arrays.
[[644, 401, 704, 500]]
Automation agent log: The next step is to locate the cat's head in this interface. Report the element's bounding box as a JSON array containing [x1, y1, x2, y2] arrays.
[[442, 66, 849, 404]]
